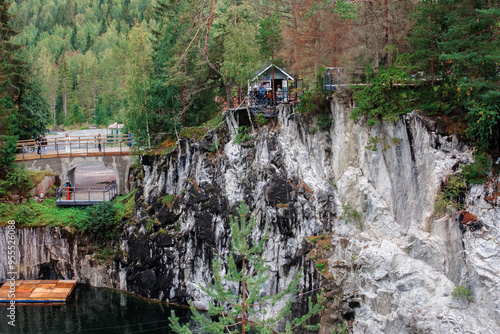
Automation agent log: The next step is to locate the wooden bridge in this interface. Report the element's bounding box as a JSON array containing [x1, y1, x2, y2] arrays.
[[16, 133, 134, 162]]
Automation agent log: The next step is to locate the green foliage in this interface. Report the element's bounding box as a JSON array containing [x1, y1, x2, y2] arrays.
[[352, 64, 415, 126], [8, 0, 158, 129], [257, 14, 282, 63], [462, 152, 491, 184], [340, 201, 362, 228], [209, 137, 220, 153], [0, 198, 87, 228], [15, 77, 51, 140], [315, 262, 326, 272], [333, 321, 349, 334], [409, 0, 500, 150], [93, 246, 119, 264], [83, 201, 120, 240], [452, 285, 473, 303], [365, 135, 382, 151], [169, 201, 324, 333], [233, 126, 254, 145], [0, 165, 34, 199], [465, 102, 500, 150], [435, 174, 467, 214], [255, 113, 268, 126], [114, 188, 138, 219], [332, 0, 357, 20], [297, 67, 330, 116], [220, 2, 262, 87], [316, 114, 333, 130], [162, 194, 175, 207]]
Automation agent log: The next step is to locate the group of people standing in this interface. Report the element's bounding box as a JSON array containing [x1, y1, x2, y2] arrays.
[[252, 83, 286, 106], [35, 134, 48, 155]]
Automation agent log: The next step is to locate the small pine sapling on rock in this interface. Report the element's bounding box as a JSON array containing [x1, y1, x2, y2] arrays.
[[169, 201, 324, 333]]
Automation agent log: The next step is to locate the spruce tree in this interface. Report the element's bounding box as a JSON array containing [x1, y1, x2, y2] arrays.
[[0, 0, 23, 177], [169, 201, 324, 334]]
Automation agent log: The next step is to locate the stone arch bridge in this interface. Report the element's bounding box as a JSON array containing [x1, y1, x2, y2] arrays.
[[17, 155, 135, 195]]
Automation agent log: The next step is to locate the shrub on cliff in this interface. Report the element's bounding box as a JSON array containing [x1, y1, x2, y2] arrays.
[[83, 201, 120, 240], [0, 166, 35, 199]]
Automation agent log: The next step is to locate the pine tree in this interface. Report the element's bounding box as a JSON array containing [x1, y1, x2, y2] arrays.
[[169, 201, 324, 334], [0, 0, 24, 177]]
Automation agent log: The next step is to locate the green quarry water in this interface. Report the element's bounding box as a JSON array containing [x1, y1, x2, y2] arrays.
[[0, 284, 191, 334]]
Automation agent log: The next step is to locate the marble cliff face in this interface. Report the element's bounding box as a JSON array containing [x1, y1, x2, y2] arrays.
[[2, 93, 499, 333]]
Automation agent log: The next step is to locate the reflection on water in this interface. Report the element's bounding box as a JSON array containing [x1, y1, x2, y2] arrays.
[[0, 285, 191, 334]]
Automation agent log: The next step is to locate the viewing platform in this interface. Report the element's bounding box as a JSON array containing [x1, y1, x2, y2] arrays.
[[0, 280, 77, 304], [55, 180, 117, 206]]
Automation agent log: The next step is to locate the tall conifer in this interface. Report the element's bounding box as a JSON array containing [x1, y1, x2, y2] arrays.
[[170, 201, 324, 334]]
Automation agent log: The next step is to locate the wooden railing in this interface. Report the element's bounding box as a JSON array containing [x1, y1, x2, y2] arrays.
[[16, 134, 134, 161]]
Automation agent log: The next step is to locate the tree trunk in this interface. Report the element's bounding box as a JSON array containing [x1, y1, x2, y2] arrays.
[[241, 255, 246, 334], [181, 84, 187, 125], [226, 82, 233, 109], [204, 0, 222, 79]]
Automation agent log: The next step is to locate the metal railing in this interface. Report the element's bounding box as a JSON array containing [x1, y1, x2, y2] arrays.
[[247, 90, 298, 109], [323, 67, 365, 91], [55, 181, 117, 206], [16, 134, 134, 161]]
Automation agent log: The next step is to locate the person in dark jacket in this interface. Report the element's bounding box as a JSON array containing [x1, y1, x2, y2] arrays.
[[41, 135, 48, 155], [35, 134, 42, 154]]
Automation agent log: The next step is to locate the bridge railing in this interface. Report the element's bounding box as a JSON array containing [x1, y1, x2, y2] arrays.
[[55, 181, 117, 206], [16, 134, 134, 161]]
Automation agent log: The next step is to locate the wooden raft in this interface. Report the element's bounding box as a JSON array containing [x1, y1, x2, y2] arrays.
[[0, 280, 77, 303]]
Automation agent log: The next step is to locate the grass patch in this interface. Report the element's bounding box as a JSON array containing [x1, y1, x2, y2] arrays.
[[180, 126, 209, 141], [0, 198, 88, 228], [0, 189, 138, 240], [180, 114, 224, 142]]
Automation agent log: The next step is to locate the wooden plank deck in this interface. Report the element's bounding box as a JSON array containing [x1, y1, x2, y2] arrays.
[[0, 280, 77, 303]]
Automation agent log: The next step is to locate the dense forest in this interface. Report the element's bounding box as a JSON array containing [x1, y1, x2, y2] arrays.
[[1, 0, 499, 150]]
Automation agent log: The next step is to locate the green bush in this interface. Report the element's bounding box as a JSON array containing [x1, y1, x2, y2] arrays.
[[255, 114, 268, 125], [452, 285, 473, 302], [462, 152, 491, 184], [340, 201, 362, 228], [352, 64, 415, 126], [296, 67, 330, 116], [83, 201, 120, 240], [435, 174, 467, 214], [0, 166, 35, 199]]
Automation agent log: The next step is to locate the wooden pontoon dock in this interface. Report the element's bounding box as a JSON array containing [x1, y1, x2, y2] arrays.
[[0, 280, 77, 304]]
